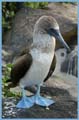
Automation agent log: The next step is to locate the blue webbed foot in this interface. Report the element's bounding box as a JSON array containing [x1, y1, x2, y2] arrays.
[[35, 95, 55, 106], [16, 97, 34, 108], [31, 95, 55, 107]]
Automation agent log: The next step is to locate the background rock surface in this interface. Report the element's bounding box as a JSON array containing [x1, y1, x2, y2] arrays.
[[3, 3, 77, 63]]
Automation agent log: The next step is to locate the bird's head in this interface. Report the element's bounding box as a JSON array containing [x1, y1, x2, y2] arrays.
[[34, 16, 71, 52]]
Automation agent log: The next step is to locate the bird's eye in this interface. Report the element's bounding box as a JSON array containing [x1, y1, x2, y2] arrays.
[[61, 52, 64, 57], [47, 28, 59, 36], [50, 28, 59, 36]]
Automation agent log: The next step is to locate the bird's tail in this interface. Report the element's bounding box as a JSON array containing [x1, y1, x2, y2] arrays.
[[6, 78, 11, 83], [6, 79, 16, 88]]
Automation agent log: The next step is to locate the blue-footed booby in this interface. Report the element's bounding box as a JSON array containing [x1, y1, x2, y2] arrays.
[[7, 16, 70, 108]]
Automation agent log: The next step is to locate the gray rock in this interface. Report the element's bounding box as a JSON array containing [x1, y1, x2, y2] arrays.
[[2, 96, 77, 118], [3, 3, 77, 63], [61, 46, 77, 77]]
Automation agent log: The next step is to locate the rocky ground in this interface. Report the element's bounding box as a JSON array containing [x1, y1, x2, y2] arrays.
[[2, 74, 77, 118], [2, 3, 78, 119], [2, 95, 77, 118]]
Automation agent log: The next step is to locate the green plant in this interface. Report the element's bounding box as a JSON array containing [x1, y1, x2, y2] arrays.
[[2, 2, 17, 32], [2, 63, 21, 98], [24, 2, 48, 9]]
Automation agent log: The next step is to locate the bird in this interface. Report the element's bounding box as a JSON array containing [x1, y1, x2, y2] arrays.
[[7, 15, 71, 108]]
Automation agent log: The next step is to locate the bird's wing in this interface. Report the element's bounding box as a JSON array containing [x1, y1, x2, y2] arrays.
[[44, 53, 56, 82], [8, 53, 32, 87]]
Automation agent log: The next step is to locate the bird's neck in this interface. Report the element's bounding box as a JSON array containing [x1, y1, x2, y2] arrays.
[[33, 33, 56, 53]]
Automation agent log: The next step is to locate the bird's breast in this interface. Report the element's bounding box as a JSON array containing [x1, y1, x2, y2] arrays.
[[20, 50, 54, 87], [31, 49, 54, 64]]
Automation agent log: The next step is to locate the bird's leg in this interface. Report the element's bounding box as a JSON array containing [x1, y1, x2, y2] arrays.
[[16, 86, 34, 108], [22, 87, 26, 98], [36, 84, 41, 96], [31, 84, 55, 107]]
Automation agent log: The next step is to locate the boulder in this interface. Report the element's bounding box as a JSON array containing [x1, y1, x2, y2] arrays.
[[3, 3, 77, 63], [54, 46, 78, 77], [61, 46, 78, 77]]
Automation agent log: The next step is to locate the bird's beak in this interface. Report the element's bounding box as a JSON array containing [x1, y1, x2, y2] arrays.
[[48, 29, 71, 52], [55, 30, 71, 52]]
